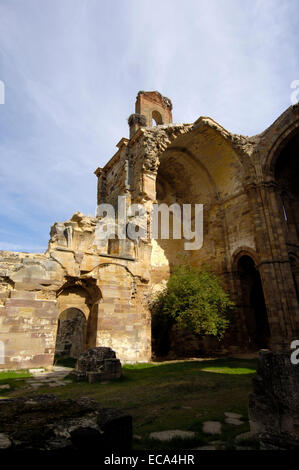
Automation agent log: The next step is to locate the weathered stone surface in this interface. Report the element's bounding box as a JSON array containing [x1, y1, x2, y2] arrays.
[[0, 394, 132, 451], [195, 445, 217, 450], [224, 412, 242, 419], [0, 384, 10, 390], [225, 417, 243, 426], [71, 347, 122, 382], [224, 411, 244, 426], [0, 433, 11, 449], [249, 350, 299, 449], [202, 421, 222, 435]]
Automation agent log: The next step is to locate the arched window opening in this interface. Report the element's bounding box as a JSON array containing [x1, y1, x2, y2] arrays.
[[152, 110, 163, 126], [238, 255, 270, 349]]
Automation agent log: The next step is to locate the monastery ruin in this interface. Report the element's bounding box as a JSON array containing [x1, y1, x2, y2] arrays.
[[0, 91, 298, 369]]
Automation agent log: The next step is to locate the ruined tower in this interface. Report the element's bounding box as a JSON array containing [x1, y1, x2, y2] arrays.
[[128, 91, 173, 138]]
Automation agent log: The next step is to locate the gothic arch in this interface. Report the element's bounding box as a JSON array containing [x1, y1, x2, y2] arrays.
[[56, 278, 102, 354], [149, 118, 257, 281], [152, 110, 163, 125], [142, 116, 256, 188], [232, 247, 260, 271], [260, 105, 299, 178]]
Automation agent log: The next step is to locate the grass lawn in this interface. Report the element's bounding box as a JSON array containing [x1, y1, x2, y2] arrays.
[[0, 357, 258, 450], [0, 369, 32, 394]]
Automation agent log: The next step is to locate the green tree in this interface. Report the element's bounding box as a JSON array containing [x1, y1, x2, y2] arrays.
[[151, 265, 234, 341]]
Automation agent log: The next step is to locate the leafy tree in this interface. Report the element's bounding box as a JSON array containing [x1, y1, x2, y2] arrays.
[[151, 265, 234, 342]]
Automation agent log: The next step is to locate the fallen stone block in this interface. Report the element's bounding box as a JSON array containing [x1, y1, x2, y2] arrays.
[[0, 433, 11, 449], [70, 347, 122, 383], [0, 384, 10, 390], [202, 421, 222, 435]]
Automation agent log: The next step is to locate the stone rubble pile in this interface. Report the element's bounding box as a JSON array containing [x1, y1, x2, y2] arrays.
[[0, 394, 132, 452], [70, 347, 122, 383]]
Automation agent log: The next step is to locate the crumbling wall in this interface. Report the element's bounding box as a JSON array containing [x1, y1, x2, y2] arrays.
[[96, 263, 151, 363], [0, 251, 64, 369], [0, 213, 152, 368]]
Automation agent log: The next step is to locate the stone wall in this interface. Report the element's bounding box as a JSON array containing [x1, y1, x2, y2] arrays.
[[0, 213, 152, 368], [0, 252, 62, 368]]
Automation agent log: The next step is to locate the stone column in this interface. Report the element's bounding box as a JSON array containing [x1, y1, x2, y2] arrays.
[[246, 181, 299, 348]]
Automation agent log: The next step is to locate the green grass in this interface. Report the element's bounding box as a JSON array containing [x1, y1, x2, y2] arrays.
[[0, 369, 32, 396], [0, 370, 31, 380], [1, 358, 258, 450]]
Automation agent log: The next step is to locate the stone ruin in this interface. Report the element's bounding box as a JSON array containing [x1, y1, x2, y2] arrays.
[[0, 91, 299, 370], [0, 394, 132, 452], [249, 349, 299, 450], [71, 347, 122, 383]]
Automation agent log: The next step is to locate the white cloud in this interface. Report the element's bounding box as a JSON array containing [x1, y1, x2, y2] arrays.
[[0, 0, 298, 251]]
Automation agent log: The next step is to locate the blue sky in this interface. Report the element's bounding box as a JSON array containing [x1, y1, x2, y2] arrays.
[[0, 0, 298, 252]]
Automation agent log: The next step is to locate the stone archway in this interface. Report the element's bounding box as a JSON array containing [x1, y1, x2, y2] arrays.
[[54, 308, 86, 359], [55, 278, 102, 362], [148, 121, 257, 354], [237, 255, 270, 350], [151, 121, 250, 282]]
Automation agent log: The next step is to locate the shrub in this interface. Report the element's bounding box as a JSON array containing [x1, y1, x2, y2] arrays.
[[151, 265, 234, 345]]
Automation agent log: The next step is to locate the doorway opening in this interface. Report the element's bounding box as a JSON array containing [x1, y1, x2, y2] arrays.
[[238, 255, 270, 349], [54, 308, 86, 361]]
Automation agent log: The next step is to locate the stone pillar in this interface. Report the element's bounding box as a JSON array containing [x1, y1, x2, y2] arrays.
[[94, 167, 107, 206], [246, 181, 299, 348], [249, 349, 299, 449]]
